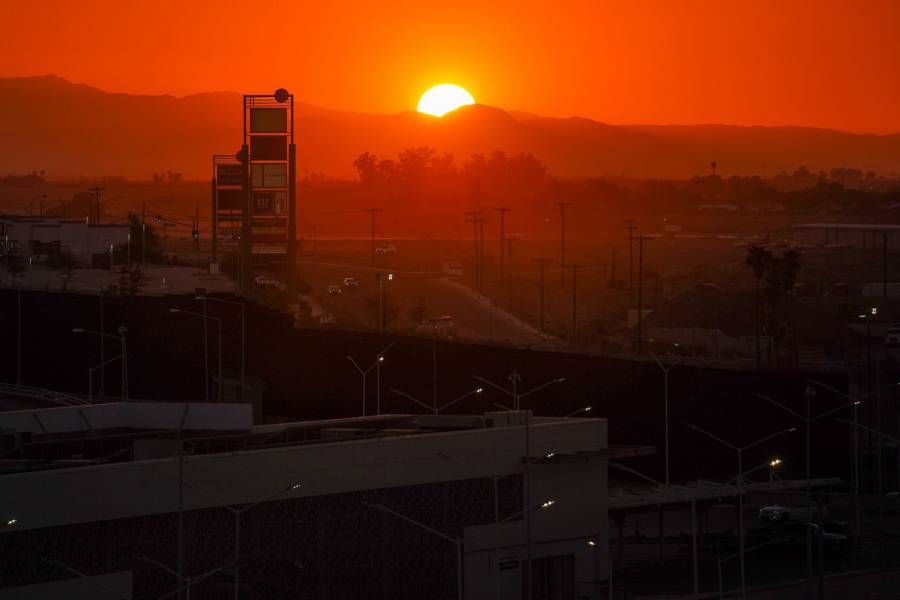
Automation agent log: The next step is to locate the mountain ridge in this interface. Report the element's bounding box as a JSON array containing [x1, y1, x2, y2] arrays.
[[2, 75, 898, 179]]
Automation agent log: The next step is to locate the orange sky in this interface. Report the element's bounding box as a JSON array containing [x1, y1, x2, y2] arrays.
[[3, 0, 900, 133]]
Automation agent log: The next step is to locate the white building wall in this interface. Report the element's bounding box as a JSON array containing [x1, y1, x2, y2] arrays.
[[0, 415, 609, 597]]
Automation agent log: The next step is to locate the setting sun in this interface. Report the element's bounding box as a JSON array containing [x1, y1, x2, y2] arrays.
[[417, 84, 475, 117]]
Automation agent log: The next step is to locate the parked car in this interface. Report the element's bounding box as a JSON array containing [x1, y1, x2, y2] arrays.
[[885, 326, 900, 347], [327, 285, 342, 296], [759, 505, 825, 523], [781, 522, 848, 556], [342, 277, 359, 289]]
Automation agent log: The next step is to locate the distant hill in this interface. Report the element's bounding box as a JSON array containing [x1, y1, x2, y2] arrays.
[[1, 75, 899, 180]]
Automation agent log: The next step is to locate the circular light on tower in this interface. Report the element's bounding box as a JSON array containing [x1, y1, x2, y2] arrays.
[[274, 88, 290, 103]]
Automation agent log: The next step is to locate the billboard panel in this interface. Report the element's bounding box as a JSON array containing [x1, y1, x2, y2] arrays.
[[216, 164, 243, 186], [250, 136, 287, 161], [253, 192, 275, 214], [217, 189, 244, 210], [250, 108, 287, 133], [251, 163, 287, 188]]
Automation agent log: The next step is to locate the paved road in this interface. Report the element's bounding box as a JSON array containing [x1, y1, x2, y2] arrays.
[[299, 259, 556, 347]]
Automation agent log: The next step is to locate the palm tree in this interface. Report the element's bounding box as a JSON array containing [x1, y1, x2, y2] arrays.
[[745, 245, 773, 369], [780, 250, 802, 367]]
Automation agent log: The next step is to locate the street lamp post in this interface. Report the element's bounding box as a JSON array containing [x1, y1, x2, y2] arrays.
[[346, 341, 395, 416], [470, 371, 565, 600], [389, 386, 484, 415], [363, 498, 556, 600], [170, 309, 222, 402], [684, 422, 795, 599], [60, 275, 108, 395], [806, 377, 900, 549], [196, 296, 246, 396], [181, 480, 302, 600], [73, 327, 128, 401], [649, 351, 676, 487]]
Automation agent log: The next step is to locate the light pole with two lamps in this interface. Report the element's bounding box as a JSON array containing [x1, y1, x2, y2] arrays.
[[346, 341, 395, 416], [684, 422, 795, 599], [170, 308, 222, 402], [363, 497, 556, 600], [72, 326, 128, 401], [181, 480, 302, 600]]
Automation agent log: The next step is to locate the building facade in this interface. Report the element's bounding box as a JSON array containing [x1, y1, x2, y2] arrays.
[[0, 403, 610, 599]]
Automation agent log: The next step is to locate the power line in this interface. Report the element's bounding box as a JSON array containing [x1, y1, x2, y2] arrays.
[[88, 186, 104, 225], [363, 208, 382, 266], [464, 211, 484, 292], [532, 257, 553, 333], [625, 219, 637, 292], [555, 202, 572, 288]]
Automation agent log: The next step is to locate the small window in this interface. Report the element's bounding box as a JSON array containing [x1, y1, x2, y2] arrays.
[[251, 164, 287, 188]]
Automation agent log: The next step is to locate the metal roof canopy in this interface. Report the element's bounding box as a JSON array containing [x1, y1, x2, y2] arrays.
[[794, 223, 900, 232], [609, 477, 843, 512]]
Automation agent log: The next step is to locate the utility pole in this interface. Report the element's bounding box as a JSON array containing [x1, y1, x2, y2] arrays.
[[364, 208, 382, 266], [88, 186, 104, 225], [609, 247, 617, 287], [494, 207, 510, 285], [624, 220, 636, 292], [478, 218, 487, 295], [882, 231, 889, 299], [636, 235, 652, 353], [464, 211, 482, 292], [555, 202, 571, 287], [569, 264, 583, 342], [141, 203, 147, 271], [533, 258, 552, 333]]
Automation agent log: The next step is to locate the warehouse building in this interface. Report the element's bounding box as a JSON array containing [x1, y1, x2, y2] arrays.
[[0, 402, 620, 600]]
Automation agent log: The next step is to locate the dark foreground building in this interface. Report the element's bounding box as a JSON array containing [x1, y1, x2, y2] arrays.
[[0, 402, 616, 599]]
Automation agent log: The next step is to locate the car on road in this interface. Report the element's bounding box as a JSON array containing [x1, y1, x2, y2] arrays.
[[417, 315, 456, 338], [759, 505, 825, 523], [342, 277, 359, 289], [254, 275, 284, 290], [327, 285, 343, 296], [375, 244, 396, 255], [782, 522, 848, 556]]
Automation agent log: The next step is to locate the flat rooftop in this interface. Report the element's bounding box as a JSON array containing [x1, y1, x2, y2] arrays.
[[0, 402, 614, 476]]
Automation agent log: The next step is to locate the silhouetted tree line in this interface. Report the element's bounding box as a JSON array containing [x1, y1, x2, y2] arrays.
[[351, 151, 899, 214], [354, 148, 547, 192], [745, 246, 802, 368], [0, 171, 46, 186]]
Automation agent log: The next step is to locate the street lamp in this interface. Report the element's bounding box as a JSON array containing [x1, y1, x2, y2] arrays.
[[564, 406, 592, 418], [61, 274, 108, 395], [585, 538, 614, 600], [137, 556, 236, 600], [73, 326, 128, 401], [649, 350, 676, 487], [471, 370, 565, 600], [363, 497, 556, 600], [170, 308, 222, 402], [806, 377, 899, 547], [346, 341, 395, 416], [683, 422, 795, 599], [196, 295, 246, 396], [472, 371, 566, 412], [43, 558, 129, 600], [389, 386, 484, 415], [182, 480, 302, 600]]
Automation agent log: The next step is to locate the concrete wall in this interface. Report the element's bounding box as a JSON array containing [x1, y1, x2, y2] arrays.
[[0, 417, 609, 598], [0, 402, 253, 436]]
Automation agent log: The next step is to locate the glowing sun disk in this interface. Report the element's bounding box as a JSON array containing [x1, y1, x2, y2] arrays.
[[417, 84, 475, 117]]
